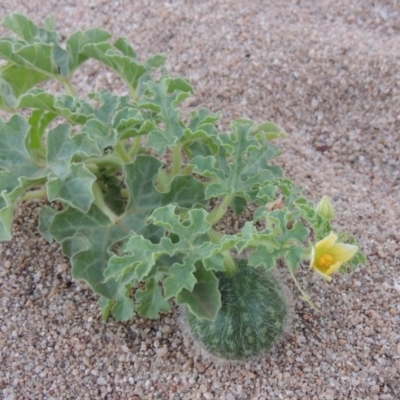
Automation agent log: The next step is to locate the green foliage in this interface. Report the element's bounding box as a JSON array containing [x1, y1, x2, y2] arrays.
[[0, 13, 364, 332]]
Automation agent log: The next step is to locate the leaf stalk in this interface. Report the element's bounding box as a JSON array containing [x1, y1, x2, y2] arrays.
[[206, 195, 233, 225]]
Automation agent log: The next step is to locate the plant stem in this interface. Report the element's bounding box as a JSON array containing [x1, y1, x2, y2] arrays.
[[62, 78, 76, 97], [85, 154, 124, 171], [156, 169, 171, 192], [128, 82, 138, 102], [287, 266, 319, 311], [128, 136, 141, 157], [208, 228, 222, 244], [114, 142, 131, 163], [222, 251, 238, 276], [21, 187, 47, 201], [85, 163, 100, 175], [92, 181, 118, 223], [206, 195, 233, 225], [171, 145, 181, 176]]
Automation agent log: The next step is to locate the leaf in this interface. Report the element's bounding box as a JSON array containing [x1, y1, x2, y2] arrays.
[[66, 28, 112, 73], [112, 293, 135, 321], [148, 205, 217, 298], [113, 106, 145, 139], [52, 43, 69, 76], [139, 78, 192, 154], [146, 54, 166, 69], [49, 204, 130, 299], [113, 37, 137, 58], [15, 43, 57, 76], [163, 262, 197, 299], [2, 13, 40, 43], [99, 296, 114, 322], [43, 15, 56, 32], [46, 163, 96, 212], [38, 205, 57, 242], [0, 175, 47, 240], [248, 246, 279, 269], [284, 245, 304, 272], [231, 196, 247, 215], [46, 124, 101, 173], [190, 120, 282, 200], [123, 155, 207, 236], [251, 121, 285, 140], [27, 109, 57, 154], [176, 264, 221, 321], [89, 90, 120, 123], [18, 89, 95, 125], [136, 278, 170, 319], [0, 115, 44, 195], [0, 64, 48, 110], [81, 42, 147, 93], [105, 235, 175, 283], [45, 124, 101, 212], [81, 118, 117, 150]]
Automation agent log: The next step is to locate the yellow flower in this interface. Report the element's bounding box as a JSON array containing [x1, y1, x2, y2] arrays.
[[315, 195, 335, 220], [310, 233, 358, 281]]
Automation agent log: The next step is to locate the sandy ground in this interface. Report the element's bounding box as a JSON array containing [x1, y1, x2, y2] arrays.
[[0, 1, 400, 399]]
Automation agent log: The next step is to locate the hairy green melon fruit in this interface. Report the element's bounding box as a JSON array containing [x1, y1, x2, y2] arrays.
[[186, 262, 288, 360]]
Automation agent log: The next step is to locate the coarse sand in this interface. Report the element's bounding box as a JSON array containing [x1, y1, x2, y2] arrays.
[[0, 1, 399, 399]]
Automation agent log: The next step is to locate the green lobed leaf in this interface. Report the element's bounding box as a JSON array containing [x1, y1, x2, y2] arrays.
[[49, 204, 131, 299], [46, 163, 96, 212], [112, 292, 135, 321], [38, 205, 58, 242], [15, 43, 57, 76], [66, 28, 112, 73], [251, 121, 285, 141], [27, 109, 57, 155], [140, 78, 192, 154], [18, 89, 95, 125], [284, 245, 304, 272], [0, 175, 47, 240], [136, 278, 170, 319], [44, 123, 101, 212], [176, 263, 221, 321], [0, 63, 48, 109], [123, 155, 207, 235], [190, 120, 282, 200], [2, 13, 40, 43], [81, 41, 147, 94], [0, 115, 45, 195], [248, 246, 280, 269], [99, 296, 114, 322]]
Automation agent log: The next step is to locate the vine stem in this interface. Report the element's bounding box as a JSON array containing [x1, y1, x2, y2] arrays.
[[21, 187, 47, 201], [114, 142, 131, 163], [92, 181, 118, 223], [287, 266, 319, 312], [128, 136, 141, 157], [85, 154, 124, 170], [206, 195, 233, 225], [222, 251, 238, 276], [61, 78, 76, 97], [208, 229, 238, 276], [171, 145, 181, 176]]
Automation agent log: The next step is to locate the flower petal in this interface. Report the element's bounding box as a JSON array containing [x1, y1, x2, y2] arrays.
[[329, 244, 358, 263], [315, 232, 338, 254], [326, 261, 343, 276]]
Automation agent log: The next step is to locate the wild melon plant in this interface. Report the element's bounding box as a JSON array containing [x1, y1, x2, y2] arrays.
[[0, 13, 365, 360]]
